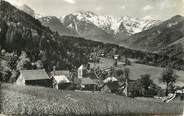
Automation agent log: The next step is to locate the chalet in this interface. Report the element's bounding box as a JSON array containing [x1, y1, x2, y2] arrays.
[[114, 55, 119, 60], [51, 70, 72, 90], [174, 86, 184, 100], [16, 69, 52, 87], [101, 53, 105, 57], [77, 65, 101, 91], [103, 77, 118, 83], [80, 77, 97, 91], [101, 81, 124, 94]]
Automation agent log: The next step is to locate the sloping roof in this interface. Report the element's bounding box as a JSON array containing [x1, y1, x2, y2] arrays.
[[80, 78, 97, 85], [103, 77, 118, 83], [101, 81, 120, 92], [83, 72, 97, 79], [78, 65, 86, 70], [54, 75, 70, 83], [20, 70, 49, 80]]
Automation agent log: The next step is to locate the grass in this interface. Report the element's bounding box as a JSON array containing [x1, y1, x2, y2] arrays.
[[91, 57, 184, 88], [0, 83, 183, 116]]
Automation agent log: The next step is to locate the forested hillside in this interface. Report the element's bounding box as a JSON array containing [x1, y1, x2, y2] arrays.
[[0, 1, 88, 82]]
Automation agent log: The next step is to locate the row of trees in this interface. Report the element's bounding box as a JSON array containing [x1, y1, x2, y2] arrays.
[[109, 66, 179, 97]]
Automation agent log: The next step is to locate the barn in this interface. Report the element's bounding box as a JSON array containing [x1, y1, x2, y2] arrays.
[[80, 78, 97, 91], [51, 70, 72, 90], [101, 81, 123, 94], [16, 69, 52, 87]]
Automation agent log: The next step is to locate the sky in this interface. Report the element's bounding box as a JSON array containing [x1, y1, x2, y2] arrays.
[[5, 0, 184, 20]]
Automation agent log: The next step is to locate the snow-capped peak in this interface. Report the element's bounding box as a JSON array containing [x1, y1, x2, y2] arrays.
[[72, 10, 98, 17], [63, 11, 161, 35], [142, 16, 156, 21], [120, 16, 161, 34], [66, 11, 123, 34]]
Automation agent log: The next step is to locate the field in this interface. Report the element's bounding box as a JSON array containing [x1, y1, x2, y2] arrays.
[[90, 57, 184, 88], [0, 83, 183, 116]]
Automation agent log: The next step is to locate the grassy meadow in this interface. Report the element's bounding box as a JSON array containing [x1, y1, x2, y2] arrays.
[[90, 57, 184, 88], [0, 83, 183, 116]]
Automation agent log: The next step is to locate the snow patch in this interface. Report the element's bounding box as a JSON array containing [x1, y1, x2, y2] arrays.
[[62, 11, 161, 35]]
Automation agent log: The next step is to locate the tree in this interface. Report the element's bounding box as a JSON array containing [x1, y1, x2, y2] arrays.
[[138, 74, 153, 96], [125, 56, 131, 66], [35, 60, 44, 69], [140, 74, 152, 91], [160, 67, 179, 96], [124, 67, 130, 96], [113, 60, 118, 67], [109, 66, 115, 77], [9, 70, 19, 83], [6, 52, 18, 70], [16, 51, 31, 70], [0, 59, 11, 82], [131, 74, 159, 97], [1, 49, 6, 56], [115, 69, 124, 78]]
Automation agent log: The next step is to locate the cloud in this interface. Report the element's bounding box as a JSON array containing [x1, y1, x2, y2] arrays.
[[120, 5, 126, 10], [160, 0, 177, 9], [63, 0, 76, 4], [142, 5, 153, 11], [95, 6, 103, 12]]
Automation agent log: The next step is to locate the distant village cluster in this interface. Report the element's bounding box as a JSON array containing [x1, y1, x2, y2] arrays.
[[15, 54, 184, 102], [15, 55, 131, 95]]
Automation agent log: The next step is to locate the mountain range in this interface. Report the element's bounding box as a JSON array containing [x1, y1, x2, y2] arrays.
[[39, 11, 161, 43], [125, 15, 184, 59], [9, 3, 184, 60]]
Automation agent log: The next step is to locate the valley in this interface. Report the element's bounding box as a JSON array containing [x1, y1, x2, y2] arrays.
[[0, 0, 184, 115]]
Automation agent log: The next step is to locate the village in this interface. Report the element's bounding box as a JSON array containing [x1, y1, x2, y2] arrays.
[[1, 0, 184, 115], [15, 54, 184, 103]]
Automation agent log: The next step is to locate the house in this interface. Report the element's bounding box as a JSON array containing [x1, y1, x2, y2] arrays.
[[16, 69, 52, 87], [101, 84, 111, 93], [103, 77, 118, 83], [174, 86, 184, 100], [123, 80, 136, 97], [77, 65, 101, 91], [84, 72, 98, 79], [101, 81, 124, 94], [80, 78, 97, 91], [114, 55, 119, 60], [51, 70, 72, 90]]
